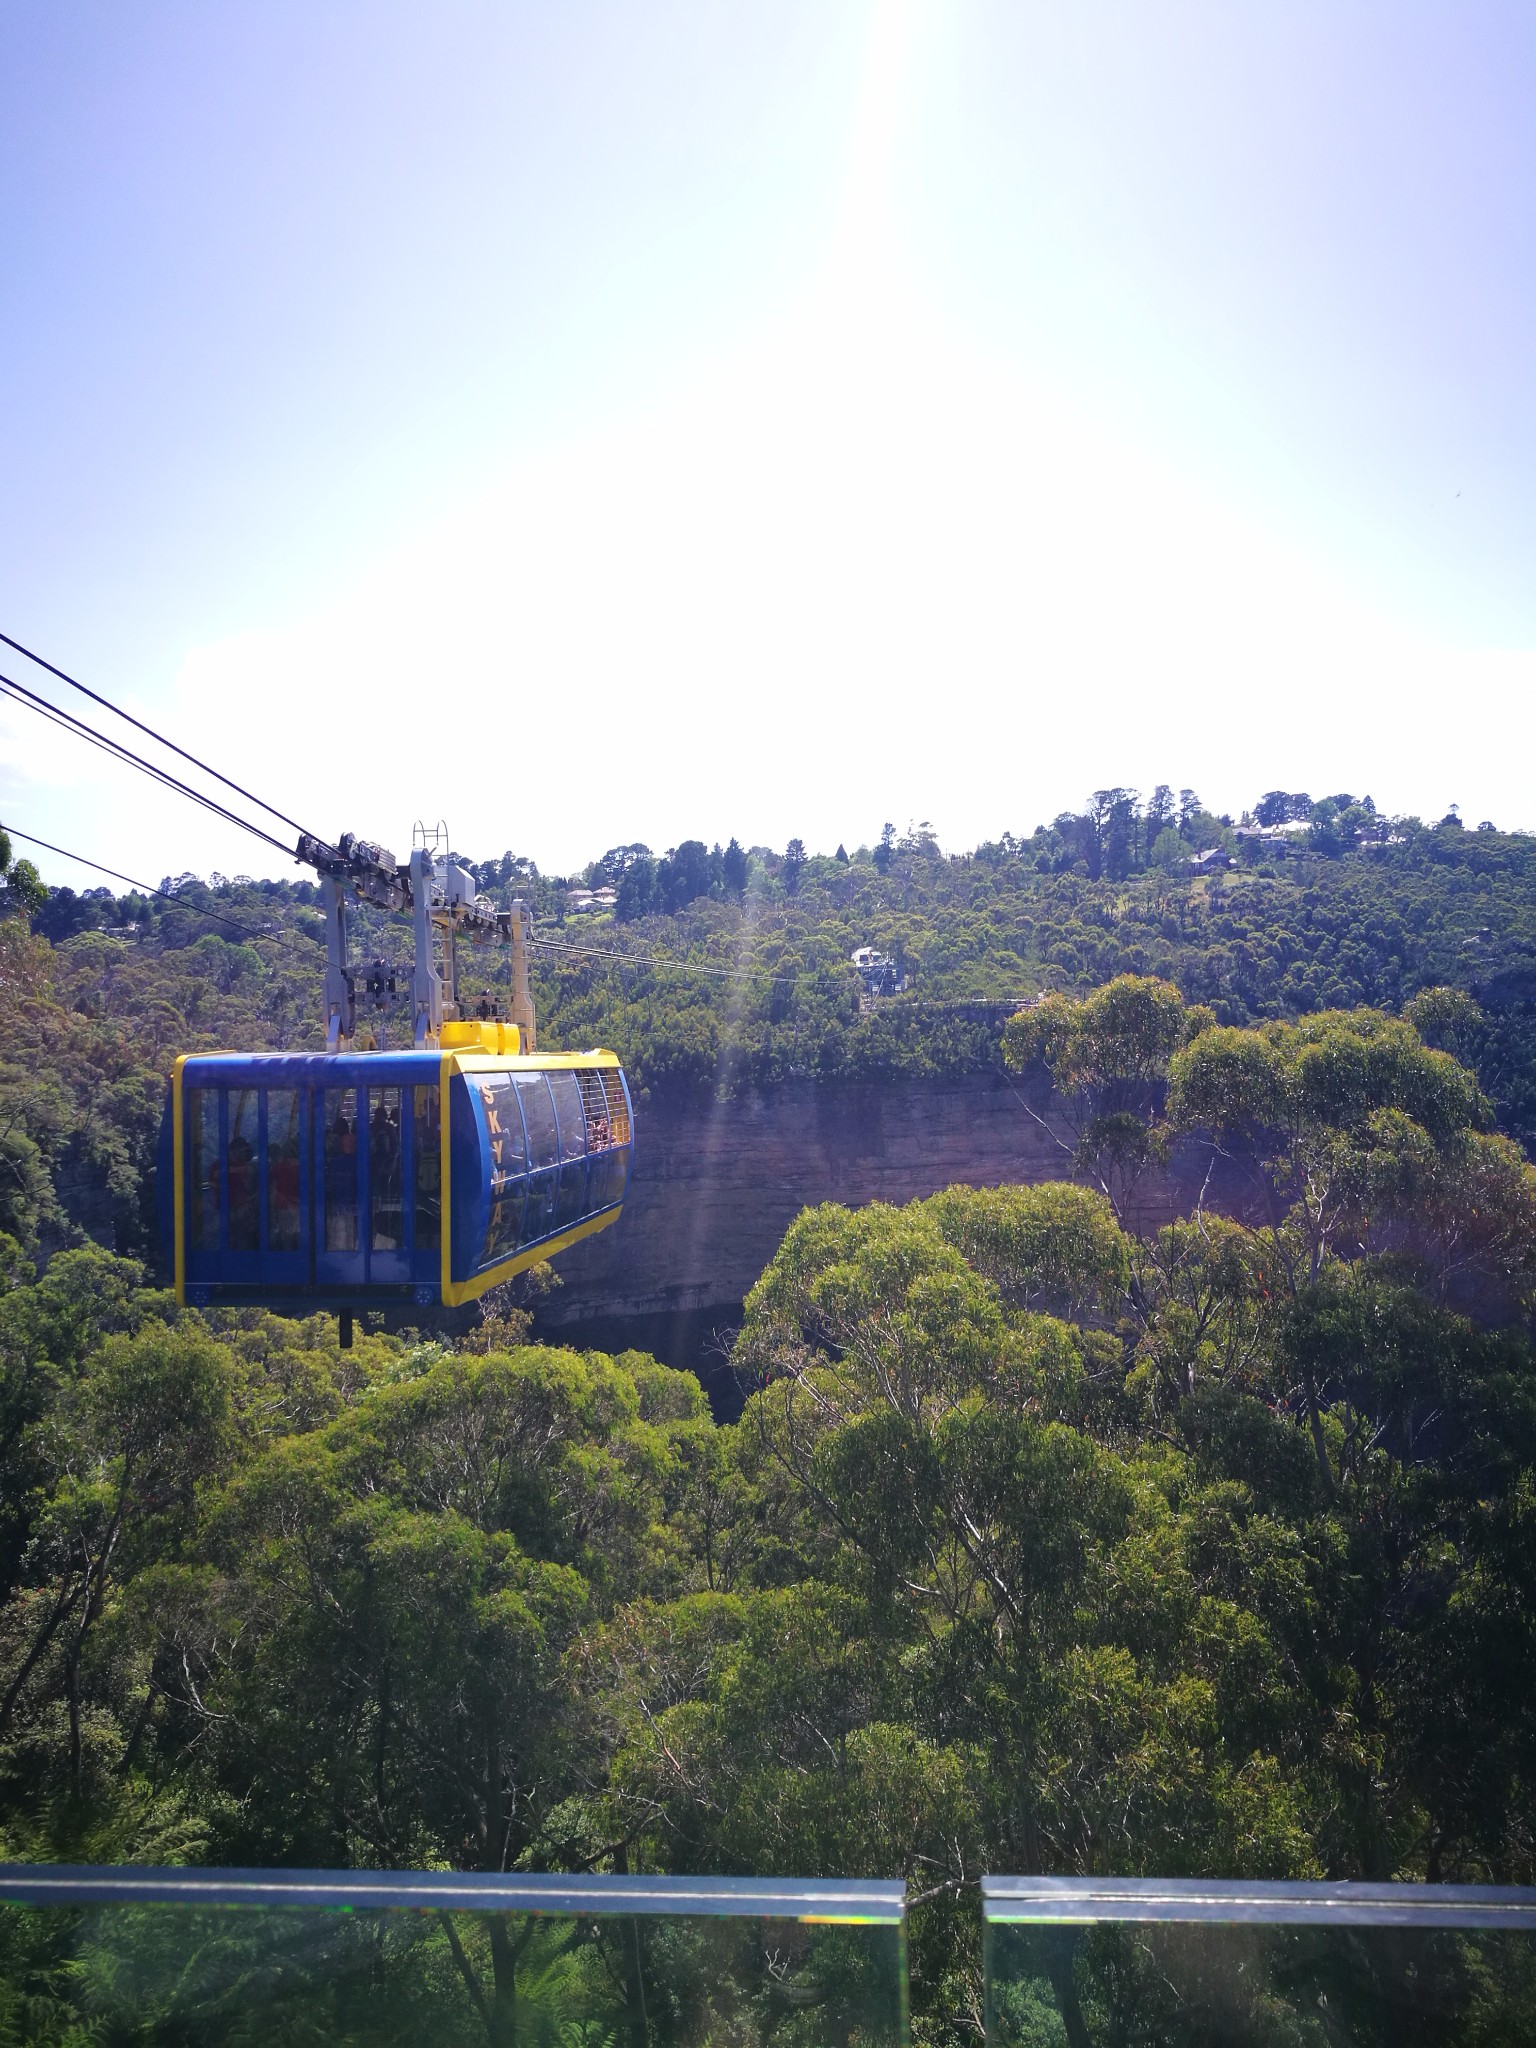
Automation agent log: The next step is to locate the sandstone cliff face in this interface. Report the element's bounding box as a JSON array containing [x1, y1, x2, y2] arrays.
[[538, 1076, 1198, 1333]]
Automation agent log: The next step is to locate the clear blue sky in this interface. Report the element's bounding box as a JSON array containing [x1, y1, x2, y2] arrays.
[[4, 1, 1534, 887]]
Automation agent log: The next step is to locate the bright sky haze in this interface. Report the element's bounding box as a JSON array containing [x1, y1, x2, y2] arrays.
[[3, 1, 1534, 888]]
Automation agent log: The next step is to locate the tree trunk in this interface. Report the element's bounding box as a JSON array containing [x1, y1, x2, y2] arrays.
[[1042, 1932, 1095, 2048], [487, 1916, 519, 2048], [613, 1844, 649, 2048]]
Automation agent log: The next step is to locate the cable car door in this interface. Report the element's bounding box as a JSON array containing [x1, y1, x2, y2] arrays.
[[364, 1083, 410, 1286], [315, 1085, 364, 1289], [261, 1086, 310, 1290], [184, 1082, 310, 1295], [315, 1081, 411, 1291]]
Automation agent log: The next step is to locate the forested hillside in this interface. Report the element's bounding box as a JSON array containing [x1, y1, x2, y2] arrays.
[[8, 797, 1536, 1277], [5, 976, 1536, 2042], [535, 813, 1536, 1130], [10, 767, 1536, 2034]]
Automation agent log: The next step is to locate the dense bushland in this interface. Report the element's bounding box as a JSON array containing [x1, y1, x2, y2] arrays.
[[9, 806, 1536, 1274], [4, 968, 1536, 2042]]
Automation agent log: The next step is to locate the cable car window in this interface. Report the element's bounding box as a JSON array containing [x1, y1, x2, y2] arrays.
[[549, 1072, 586, 1160], [556, 1160, 586, 1231], [475, 1073, 526, 1269], [514, 1074, 559, 1170], [484, 1182, 525, 1265], [369, 1087, 403, 1252], [601, 1068, 631, 1145], [267, 1089, 301, 1251], [550, 1071, 587, 1230], [577, 1070, 612, 1149], [522, 1171, 555, 1245], [476, 1074, 528, 1178], [592, 1147, 628, 1210], [228, 1088, 261, 1252], [414, 1086, 440, 1252], [324, 1090, 360, 1252], [188, 1089, 219, 1250]]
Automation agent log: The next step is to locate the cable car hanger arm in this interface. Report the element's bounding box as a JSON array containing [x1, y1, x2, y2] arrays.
[[292, 828, 534, 1055]]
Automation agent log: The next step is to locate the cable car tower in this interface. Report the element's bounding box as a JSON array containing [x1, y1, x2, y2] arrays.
[[296, 824, 537, 1054]]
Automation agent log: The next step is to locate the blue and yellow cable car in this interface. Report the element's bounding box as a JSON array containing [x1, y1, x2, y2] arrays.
[[157, 831, 634, 1321], [160, 1029, 631, 1311]]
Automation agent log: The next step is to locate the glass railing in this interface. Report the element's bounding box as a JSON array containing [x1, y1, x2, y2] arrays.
[[18, 1864, 1532, 2044], [983, 1875, 1536, 2047], [0, 1865, 907, 2047]]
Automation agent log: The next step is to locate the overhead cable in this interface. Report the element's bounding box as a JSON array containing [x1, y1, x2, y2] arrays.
[[2, 825, 278, 942], [0, 627, 319, 842], [0, 671, 295, 860]]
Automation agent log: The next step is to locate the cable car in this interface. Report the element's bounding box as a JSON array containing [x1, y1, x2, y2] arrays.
[[158, 831, 633, 1322]]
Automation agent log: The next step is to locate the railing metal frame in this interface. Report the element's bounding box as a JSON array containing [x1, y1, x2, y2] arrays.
[[0, 1864, 905, 1925], [982, 1873, 1536, 1929]]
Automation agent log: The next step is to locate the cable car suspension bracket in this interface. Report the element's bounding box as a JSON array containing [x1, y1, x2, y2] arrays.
[[294, 829, 535, 1054]]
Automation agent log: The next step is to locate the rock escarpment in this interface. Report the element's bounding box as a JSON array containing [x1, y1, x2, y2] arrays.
[[536, 1075, 1199, 1344]]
